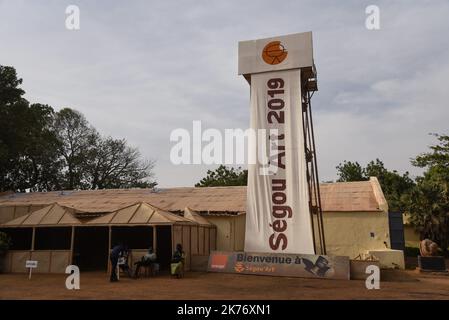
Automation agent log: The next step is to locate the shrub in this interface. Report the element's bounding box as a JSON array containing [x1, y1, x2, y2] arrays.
[[404, 246, 420, 257]]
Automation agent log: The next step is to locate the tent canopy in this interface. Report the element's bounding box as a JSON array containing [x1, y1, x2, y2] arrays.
[[85, 202, 196, 226], [2, 203, 81, 227], [183, 207, 212, 226]]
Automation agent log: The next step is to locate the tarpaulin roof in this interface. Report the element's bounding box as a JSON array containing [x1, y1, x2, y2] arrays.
[[2, 203, 81, 227], [0, 178, 387, 215], [85, 202, 196, 226], [183, 207, 212, 226]]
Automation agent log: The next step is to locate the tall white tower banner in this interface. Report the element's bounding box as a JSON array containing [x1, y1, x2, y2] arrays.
[[239, 32, 316, 254]]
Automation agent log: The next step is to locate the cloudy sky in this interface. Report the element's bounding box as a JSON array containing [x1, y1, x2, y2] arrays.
[[1, 0, 448, 187]]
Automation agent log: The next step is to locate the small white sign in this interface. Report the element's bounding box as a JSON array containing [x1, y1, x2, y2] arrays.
[[26, 260, 38, 268], [26, 260, 38, 280]]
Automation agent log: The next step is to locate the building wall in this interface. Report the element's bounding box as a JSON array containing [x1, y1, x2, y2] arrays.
[[234, 215, 245, 251], [318, 211, 391, 258], [404, 225, 420, 247], [205, 215, 245, 251], [207, 211, 391, 259]]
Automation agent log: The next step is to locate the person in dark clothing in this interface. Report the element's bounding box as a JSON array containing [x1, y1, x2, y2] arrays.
[[110, 243, 128, 282], [133, 246, 157, 278], [171, 243, 185, 278]]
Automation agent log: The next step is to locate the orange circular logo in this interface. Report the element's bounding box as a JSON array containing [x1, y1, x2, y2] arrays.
[[262, 41, 288, 65], [234, 262, 245, 273]]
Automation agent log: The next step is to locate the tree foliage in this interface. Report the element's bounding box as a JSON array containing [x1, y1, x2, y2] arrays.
[[0, 65, 156, 191], [53, 108, 99, 189], [0, 67, 61, 191], [336, 161, 365, 182], [407, 134, 449, 251], [336, 158, 415, 212], [86, 137, 156, 189], [405, 179, 449, 252], [195, 165, 247, 187]]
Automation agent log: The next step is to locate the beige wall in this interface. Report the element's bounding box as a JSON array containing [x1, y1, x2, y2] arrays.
[[0, 205, 43, 224], [207, 211, 391, 259], [315, 211, 390, 258], [404, 225, 420, 247], [4, 250, 71, 273], [206, 215, 245, 251]]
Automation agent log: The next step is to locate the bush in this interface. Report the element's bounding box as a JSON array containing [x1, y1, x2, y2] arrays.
[[0, 232, 11, 253]]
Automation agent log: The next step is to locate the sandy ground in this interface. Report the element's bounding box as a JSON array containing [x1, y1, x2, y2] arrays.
[[1, 269, 449, 300]]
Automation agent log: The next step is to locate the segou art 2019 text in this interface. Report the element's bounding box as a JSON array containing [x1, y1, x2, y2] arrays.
[[218, 31, 352, 280], [242, 32, 315, 254], [208, 251, 350, 280]]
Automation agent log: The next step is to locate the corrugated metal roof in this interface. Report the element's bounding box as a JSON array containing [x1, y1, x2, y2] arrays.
[[0, 180, 383, 214]]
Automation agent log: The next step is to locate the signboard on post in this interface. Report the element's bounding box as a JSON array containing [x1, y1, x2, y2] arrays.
[[239, 32, 316, 254], [26, 260, 38, 279], [208, 251, 350, 280]]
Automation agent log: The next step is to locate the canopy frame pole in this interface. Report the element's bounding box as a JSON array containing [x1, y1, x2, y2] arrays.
[[30, 227, 36, 264], [31, 227, 36, 251], [171, 225, 174, 255], [70, 226, 75, 265], [153, 225, 157, 253], [107, 226, 112, 274]]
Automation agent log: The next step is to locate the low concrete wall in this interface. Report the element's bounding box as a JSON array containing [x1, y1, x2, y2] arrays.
[[350, 260, 380, 280], [191, 255, 209, 272], [4, 250, 71, 273]]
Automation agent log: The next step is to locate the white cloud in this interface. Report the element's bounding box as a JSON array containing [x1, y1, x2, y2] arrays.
[[1, 0, 448, 186]]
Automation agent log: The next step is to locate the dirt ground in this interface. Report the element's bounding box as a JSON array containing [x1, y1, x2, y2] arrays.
[[1, 269, 449, 300]]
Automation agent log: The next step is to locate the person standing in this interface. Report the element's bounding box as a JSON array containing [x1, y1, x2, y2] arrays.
[[110, 243, 127, 282]]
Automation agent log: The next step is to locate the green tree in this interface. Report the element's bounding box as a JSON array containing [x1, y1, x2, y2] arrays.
[[365, 159, 415, 212], [336, 161, 366, 182], [0, 66, 61, 191], [0, 65, 25, 105], [86, 137, 156, 189], [412, 134, 449, 184], [1, 65, 157, 191], [54, 108, 156, 190], [195, 165, 247, 187], [336, 159, 415, 212], [53, 108, 99, 189], [406, 179, 449, 253], [407, 134, 449, 252]]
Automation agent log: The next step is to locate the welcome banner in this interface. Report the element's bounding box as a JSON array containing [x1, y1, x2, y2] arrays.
[[208, 251, 350, 280], [244, 68, 315, 254]]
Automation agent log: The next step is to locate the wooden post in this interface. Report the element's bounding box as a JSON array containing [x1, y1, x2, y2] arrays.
[[153, 226, 157, 253], [107, 226, 112, 274], [70, 226, 75, 265], [171, 225, 174, 254], [29, 227, 36, 271], [31, 227, 36, 251]]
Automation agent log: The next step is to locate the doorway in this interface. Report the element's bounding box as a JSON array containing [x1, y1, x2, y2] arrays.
[[156, 226, 172, 270], [72, 227, 109, 271]]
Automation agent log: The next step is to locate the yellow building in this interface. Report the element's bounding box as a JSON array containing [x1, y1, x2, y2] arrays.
[[0, 177, 401, 270], [403, 214, 421, 248]]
